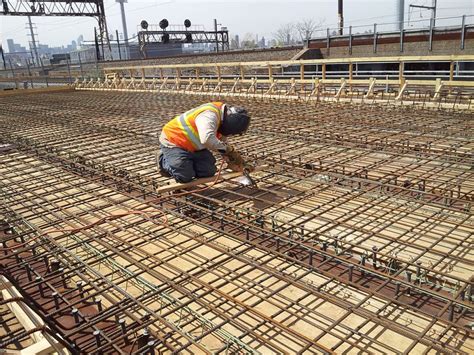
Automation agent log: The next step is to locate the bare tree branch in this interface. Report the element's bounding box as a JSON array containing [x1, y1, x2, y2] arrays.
[[295, 18, 325, 42], [272, 23, 296, 46], [240, 33, 258, 49]]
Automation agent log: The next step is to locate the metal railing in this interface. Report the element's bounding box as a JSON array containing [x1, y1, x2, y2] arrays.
[[310, 14, 474, 41]]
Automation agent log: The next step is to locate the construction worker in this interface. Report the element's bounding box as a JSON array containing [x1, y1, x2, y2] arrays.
[[158, 102, 251, 183]]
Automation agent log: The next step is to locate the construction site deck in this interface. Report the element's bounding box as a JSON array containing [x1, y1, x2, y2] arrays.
[[0, 54, 473, 354]]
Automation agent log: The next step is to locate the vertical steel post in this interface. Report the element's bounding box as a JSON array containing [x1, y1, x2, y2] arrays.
[[214, 19, 219, 52], [461, 15, 466, 50], [326, 28, 330, 54], [8, 58, 15, 77], [117, 0, 129, 59], [78, 52, 84, 79], [66, 57, 72, 84], [40, 58, 49, 87], [116, 29, 122, 60], [349, 26, 352, 55], [397, 0, 405, 31], [27, 16, 40, 66], [373, 24, 377, 53], [26, 59, 34, 88], [95, 49, 100, 78], [400, 28, 404, 52], [428, 18, 434, 51], [338, 0, 344, 35], [0, 45, 6, 70], [94, 27, 101, 61]]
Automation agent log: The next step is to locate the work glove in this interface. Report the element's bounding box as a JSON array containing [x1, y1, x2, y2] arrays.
[[223, 144, 244, 172], [243, 162, 255, 173]]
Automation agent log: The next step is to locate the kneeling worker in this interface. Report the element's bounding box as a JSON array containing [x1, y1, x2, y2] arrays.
[[158, 102, 251, 183]]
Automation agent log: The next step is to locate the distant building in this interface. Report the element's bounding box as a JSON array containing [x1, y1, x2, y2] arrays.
[[37, 44, 49, 55], [230, 34, 240, 49], [14, 43, 27, 52], [6, 39, 26, 53], [7, 39, 15, 53]]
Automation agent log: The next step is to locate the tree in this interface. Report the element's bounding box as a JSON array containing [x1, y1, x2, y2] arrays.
[[273, 23, 296, 46], [295, 18, 324, 42], [240, 33, 257, 49]]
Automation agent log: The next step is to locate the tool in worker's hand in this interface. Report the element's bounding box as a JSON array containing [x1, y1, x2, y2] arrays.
[[240, 167, 258, 188], [223, 146, 257, 187]]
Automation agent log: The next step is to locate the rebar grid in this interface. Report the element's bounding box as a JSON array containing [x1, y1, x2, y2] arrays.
[[0, 90, 472, 354]]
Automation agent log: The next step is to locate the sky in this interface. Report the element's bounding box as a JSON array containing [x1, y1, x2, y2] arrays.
[[1, 0, 473, 49]]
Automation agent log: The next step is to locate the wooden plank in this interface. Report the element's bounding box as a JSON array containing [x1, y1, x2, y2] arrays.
[[118, 77, 400, 86], [76, 86, 474, 110], [20, 338, 65, 355], [335, 78, 347, 99], [1, 276, 44, 343], [364, 78, 377, 98], [156, 171, 243, 194], [97, 71, 473, 88], [0, 280, 13, 290], [443, 80, 474, 87], [156, 165, 268, 194]]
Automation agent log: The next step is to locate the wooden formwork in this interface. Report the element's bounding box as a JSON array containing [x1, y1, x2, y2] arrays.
[[71, 54, 474, 110]]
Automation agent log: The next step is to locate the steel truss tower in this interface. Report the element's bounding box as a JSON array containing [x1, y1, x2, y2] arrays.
[[1, 0, 110, 59]]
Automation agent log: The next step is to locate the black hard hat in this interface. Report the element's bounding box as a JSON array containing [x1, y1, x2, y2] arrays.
[[218, 112, 251, 136]]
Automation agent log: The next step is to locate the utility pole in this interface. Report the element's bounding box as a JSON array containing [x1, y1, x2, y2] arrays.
[[27, 16, 40, 66], [338, 0, 344, 35], [214, 19, 219, 52], [94, 27, 101, 61], [0, 45, 6, 70], [409, 0, 437, 27], [115, 0, 129, 59], [397, 0, 405, 31], [116, 29, 122, 60]]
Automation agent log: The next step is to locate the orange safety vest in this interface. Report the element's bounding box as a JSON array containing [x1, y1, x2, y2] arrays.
[[162, 102, 225, 152]]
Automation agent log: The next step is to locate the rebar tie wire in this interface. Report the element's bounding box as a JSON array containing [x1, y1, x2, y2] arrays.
[[0, 161, 259, 353]]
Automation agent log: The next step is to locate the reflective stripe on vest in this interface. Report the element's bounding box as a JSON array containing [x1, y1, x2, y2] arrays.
[[178, 113, 202, 149], [163, 102, 224, 152]]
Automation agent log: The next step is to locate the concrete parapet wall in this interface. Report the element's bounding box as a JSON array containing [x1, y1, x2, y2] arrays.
[[318, 38, 474, 58], [308, 28, 474, 59]]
